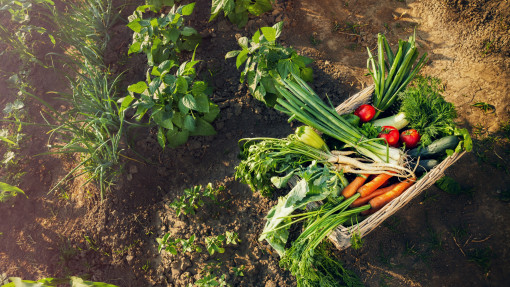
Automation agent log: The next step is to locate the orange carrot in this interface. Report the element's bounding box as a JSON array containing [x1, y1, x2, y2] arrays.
[[369, 177, 416, 210], [357, 173, 394, 197], [350, 183, 399, 208], [341, 174, 369, 198]]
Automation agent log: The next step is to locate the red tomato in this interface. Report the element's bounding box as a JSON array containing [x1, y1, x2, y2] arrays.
[[378, 126, 399, 147], [400, 129, 421, 149], [354, 104, 376, 123]]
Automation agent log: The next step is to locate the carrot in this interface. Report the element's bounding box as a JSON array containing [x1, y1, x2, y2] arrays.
[[350, 183, 399, 208], [369, 177, 416, 210], [357, 173, 394, 197], [341, 174, 369, 198]]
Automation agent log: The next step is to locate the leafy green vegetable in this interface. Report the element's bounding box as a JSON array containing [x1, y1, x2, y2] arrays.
[[235, 135, 328, 197], [226, 22, 314, 106], [210, 0, 274, 28], [279, 195, 368, 287], [260, 163, 345, 255], [399, 76, 458, 146], [127, 2, 200, 66]]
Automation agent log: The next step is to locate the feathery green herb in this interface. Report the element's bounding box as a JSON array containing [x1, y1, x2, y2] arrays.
[[399, 76, 457, 146]]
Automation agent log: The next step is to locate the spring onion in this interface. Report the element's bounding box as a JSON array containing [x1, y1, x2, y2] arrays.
[[274, 75, 405, 165]]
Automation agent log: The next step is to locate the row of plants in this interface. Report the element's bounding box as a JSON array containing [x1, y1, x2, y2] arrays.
[[123, 2, 219, 148], [0, 0, 55, 201], [157, 183, 244, 286], [230, 25, 473, 286]]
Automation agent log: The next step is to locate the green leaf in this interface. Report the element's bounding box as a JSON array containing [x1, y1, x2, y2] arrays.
[[128, 81, 148, 94], [191, 81, 207, 96], [225, 50, 241, 59], [48, 34, 56, 45], [238, 36, 249, 49], [128, 41, 141, 55], [152, 109, 174, 129], [175, 77, 188, 94], [203, 103, 220, 122], [157, 127, 166, 148], [435, 176, 462, 195], [184, 115, 196, 131], [181, 26, 197, 36], [172, 112, 184, 128], [272, 21, 284, 38], [210, 0, 233, 21], [195, 94, 210, 113], [236, 49, 249, 69], [166, 129, 189, 147], [248, 0, 273, 16], [260, 26, 276, 42], [300, 67, 314, 82], [70, 276, 119, 287], [181, 94, 197, 110], [127, 20, 142, 33], [119, 95, 135, 112], [181, 2, 195, 15], [168, 27, 180, 43], [179, 33, 201, 51], [190, 118, 216, 136], [252, 29, 261, 43]]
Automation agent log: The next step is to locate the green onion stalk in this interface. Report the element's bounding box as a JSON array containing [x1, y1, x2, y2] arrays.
[[368, 32, 428, 119], [274, 76, 404, 165]]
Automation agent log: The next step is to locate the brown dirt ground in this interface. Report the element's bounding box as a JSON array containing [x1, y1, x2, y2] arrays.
[[1, 0, 509, 286]]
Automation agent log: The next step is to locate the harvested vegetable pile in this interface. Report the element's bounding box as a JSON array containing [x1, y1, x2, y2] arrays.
[[231, 28, 472, 286]]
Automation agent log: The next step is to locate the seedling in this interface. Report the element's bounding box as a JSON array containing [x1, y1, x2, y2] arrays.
[[232, 265, 245, 277], [309, 32, 321, 46], [169, 183, 222, 216], [205, 234, 226, 255], [156, 234, 202, 254], [472, 102, 495, 113], [225, 231, 240, 245]]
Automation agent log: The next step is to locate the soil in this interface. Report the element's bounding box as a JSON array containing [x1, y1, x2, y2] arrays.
[[1, 0, 509, 286]]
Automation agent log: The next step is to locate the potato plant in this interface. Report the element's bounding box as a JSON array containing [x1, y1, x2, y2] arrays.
[[127, 2, 201, 66]]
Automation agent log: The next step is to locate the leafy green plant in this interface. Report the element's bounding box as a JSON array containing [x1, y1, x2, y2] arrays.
[[0, 0, 55, 66], [42, 0, 125, 199], [205, 234, 225, 255], [194, 273, 228, 287], [156, 233, 202, 254], [122, 56, 219, 148], [226, 22, 313, 107], [472, 102, 495, 113], [169, 183, 221, 216], [224, 231, 240, 245], [209, 0, 274, 28], [0, 182, 26, 203], [127, 3, 200, 66], [232, 265, 245, 277]]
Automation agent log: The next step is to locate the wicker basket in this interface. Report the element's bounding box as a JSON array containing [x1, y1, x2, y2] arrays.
[[323, 85, 466, 251]]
